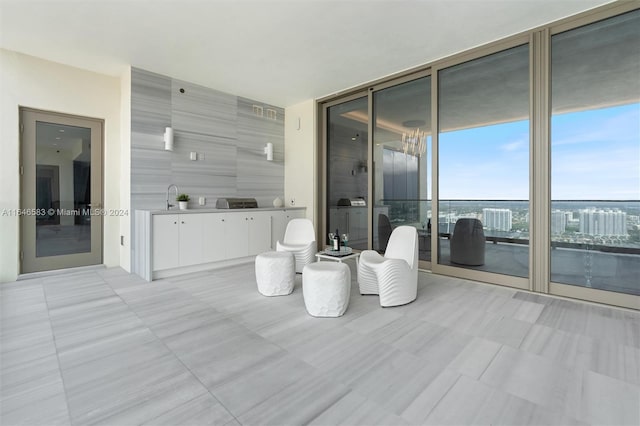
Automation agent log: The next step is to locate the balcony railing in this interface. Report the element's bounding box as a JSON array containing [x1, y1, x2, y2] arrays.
[[379, 198, 640, 253]]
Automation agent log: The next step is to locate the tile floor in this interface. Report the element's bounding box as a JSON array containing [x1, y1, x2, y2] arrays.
[[1, 262, 638, 425]]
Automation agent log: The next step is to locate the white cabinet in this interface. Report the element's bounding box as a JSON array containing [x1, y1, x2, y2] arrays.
[[153, 214, 204, 270], [248, 211, 271, 255], [137, 208, 306, 280], [154, 211, 272, 266], [220, 211, 271, 258], [223, 213, 249, 259], [178, 214, 204, 266], [202, 214, 226, 262], [153, 215, 180, 271]]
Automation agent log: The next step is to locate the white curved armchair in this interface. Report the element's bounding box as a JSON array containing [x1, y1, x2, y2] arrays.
[[357, 226, 418, 307], [276, 218, 316, 273]]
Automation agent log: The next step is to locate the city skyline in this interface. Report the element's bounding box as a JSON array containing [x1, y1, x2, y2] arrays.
[[435, 200, 639, 246]]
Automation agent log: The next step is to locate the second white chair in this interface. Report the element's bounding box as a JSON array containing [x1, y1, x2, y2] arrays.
[[357, 225, 419, 307], [276, 218, 316, 273]]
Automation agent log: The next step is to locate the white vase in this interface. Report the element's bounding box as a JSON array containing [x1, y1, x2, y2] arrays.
[[273, 196, 283, 207], [179, 201, 188, 210]]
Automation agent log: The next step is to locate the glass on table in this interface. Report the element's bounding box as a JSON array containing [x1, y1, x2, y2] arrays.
[[341, 233, 349, 247], [328, 232, 335, 244]]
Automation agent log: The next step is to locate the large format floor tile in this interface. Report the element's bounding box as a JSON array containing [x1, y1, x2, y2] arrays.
[[1, 264, 638, 425]]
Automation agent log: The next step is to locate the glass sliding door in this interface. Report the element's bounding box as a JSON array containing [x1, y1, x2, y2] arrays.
[[318, 5, 638, 308], [326, 96, 369, 250], [550, 10, 640, 297], [437, 44, 530, 280], [372, 76, 432, 263]]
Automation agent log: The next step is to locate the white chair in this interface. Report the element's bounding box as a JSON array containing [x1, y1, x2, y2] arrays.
[[357, 226, 419, 307], [276, 218, 316, 273]]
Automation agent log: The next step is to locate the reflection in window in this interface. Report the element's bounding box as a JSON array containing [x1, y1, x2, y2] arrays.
[[373, 77, 431, 259], [326, 97, 369, 250], [438, 44, 530, 277], [382, 148, 419, 221], [550, 10, 640, 295], [35, 121, 92, 257]]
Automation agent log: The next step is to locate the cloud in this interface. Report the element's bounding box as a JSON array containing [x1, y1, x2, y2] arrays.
[[552, 145, 640, 199], [552, 104, 640, 146], [500, 140, 526, 152]]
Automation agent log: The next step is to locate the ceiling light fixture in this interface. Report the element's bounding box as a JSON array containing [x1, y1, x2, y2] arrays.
[[402, 128, 427, 157]]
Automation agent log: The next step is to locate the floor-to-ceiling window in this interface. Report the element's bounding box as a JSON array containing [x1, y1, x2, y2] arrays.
[[319, 4, 639, 308], [436, 43, 530, 282], [550, 10, 640, 297], [372, 76, 432, 263], [325, 96, 369, 251]]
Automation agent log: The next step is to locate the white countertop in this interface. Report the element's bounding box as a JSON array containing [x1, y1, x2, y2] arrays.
[[139, 206, 306, 215]]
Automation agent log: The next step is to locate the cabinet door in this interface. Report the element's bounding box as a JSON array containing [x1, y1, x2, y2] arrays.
[[351, 208, 367, 241], [248, 211, 272, 255], [153, 215, 180, 271], [202, 214, 226, 262], [178, 214, 204, 266], [271, 210, 286, 249], [224, 213, 249, 259], [286, 209, 305, 220]]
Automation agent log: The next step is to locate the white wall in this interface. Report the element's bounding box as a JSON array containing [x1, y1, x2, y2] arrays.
[[119, 67, 132, 272], [284, 100, 317, 225], [0, 49, 123, 282]]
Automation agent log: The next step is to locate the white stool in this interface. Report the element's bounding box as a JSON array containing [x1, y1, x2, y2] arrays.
[[255, 251, 295, 296], [302, 262, 351, 317]]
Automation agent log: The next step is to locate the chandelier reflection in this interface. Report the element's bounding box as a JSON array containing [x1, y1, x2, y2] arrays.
[[402, 128, 427, 157]]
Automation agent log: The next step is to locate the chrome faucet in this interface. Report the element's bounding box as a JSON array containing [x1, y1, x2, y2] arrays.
[[166, 184, 179, 210]]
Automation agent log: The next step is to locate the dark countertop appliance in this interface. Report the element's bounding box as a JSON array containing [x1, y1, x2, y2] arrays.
[[337, 198, 366, 207], [216, 197, 259, 209]]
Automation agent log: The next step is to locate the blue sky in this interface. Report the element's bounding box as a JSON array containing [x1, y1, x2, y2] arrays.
[[438, 103, 640, 200]]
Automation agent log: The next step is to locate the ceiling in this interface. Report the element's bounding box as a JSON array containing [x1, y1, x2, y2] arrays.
[[331, 7, 639, 146], [0, 0, 615, 107], [37, 122, 91, 161]]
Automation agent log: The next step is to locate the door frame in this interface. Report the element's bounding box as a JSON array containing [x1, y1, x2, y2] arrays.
[[19, 107, 104, 273]]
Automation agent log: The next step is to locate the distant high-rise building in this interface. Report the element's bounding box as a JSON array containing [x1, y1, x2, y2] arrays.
[[551, 210, 566, 234], [482, 208, 512, 232], [578, 208, 627, 236]]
